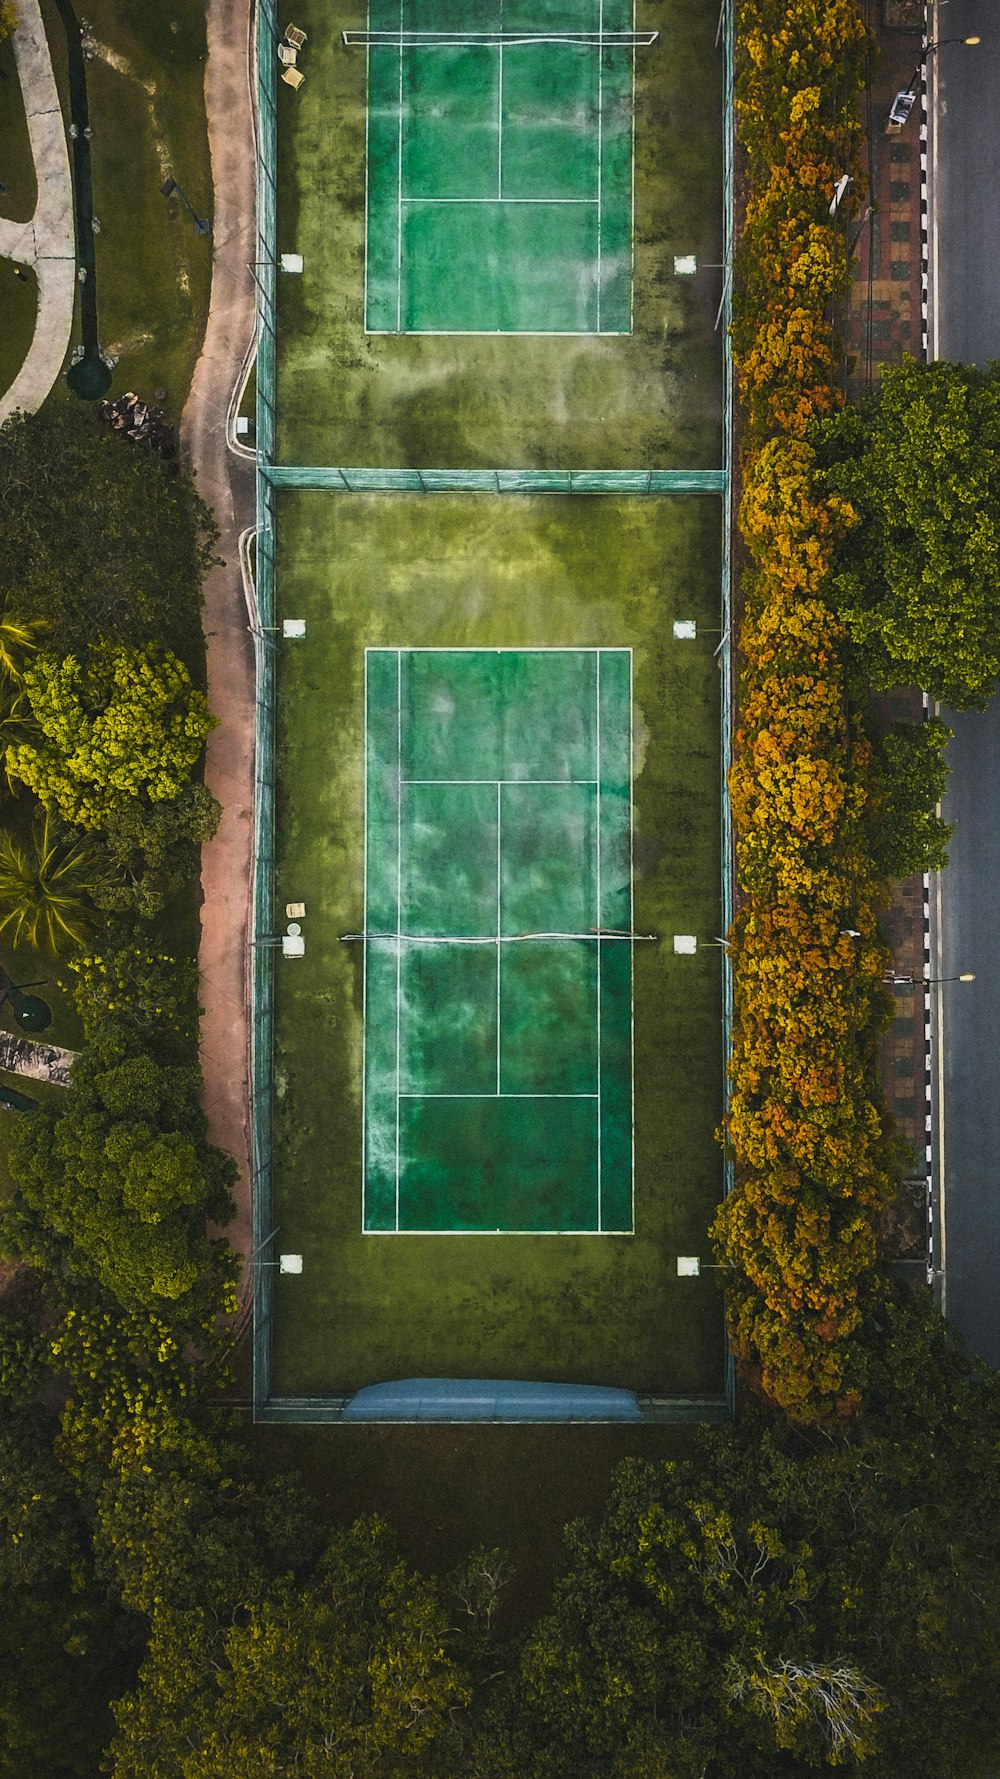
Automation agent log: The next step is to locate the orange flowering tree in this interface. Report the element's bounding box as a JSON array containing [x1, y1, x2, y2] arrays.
[[714, 0, 899, 1421]]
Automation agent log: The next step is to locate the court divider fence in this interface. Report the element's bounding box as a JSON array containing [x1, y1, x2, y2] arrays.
[[262, 466, 727, 493], [249, 0, 737, 1421], [252, 0, 279, 1412]]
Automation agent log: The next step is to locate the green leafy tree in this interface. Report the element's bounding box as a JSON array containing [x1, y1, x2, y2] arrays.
[[0, 1024, 235, 1325], [7, 643, 215, 830], [108, 1519, 472, 1779], [0, 1308, 45, 1403], [0, 811, 113, 952], [69, 935, 199, 1057], [815, 358, 1000, 705], [96, 781, 220, 917], [868, 718, 953, 878], [0, 5, 16, 47], [0, 407, 218, 657], [0, 1406, 138, 1778]]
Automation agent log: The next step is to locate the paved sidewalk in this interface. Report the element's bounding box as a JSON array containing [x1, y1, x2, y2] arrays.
[[0, 0, 75, 422], [181, 0, 257, 1269], [839, 6, 933, 1269]]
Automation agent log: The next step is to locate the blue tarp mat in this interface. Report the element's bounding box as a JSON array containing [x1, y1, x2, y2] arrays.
[[342, 1377, 642, 1422]]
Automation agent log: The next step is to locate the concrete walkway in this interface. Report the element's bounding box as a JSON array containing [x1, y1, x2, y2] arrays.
[[181, 0, 257, 1270], [0, 1031, 76, 1086], [0, 0, 75, 423]]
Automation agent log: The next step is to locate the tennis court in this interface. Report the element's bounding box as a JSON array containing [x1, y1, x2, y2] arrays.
[[363, 647, 634, 1233], [358, 0, 645, 334]]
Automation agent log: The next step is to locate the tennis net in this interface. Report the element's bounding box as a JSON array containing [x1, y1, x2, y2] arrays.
[[341, 27, 658, 46]]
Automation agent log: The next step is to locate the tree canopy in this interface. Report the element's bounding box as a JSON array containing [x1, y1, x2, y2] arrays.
[[815, 358, 1000, 706], [0, 408, 217, 659], [867, 718, 953, 879], [109, 1520, 472, 1779], [7, 643, 215, 830], [473, 1294, 1000, 1779]]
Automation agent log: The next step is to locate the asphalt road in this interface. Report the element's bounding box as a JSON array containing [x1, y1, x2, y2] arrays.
[[928, 0, 1000, 1365]]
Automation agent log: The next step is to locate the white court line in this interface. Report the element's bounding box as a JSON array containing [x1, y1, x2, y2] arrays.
[[362, 647, 635, 1237], [368, 327, 631, 336], [629, 0, 636, 331], [498, 0, 504, 199], [496, 780, 502, 1093], [394, 648, 403, 1231], [361, 651, 370, 1230], [596, 0, 604, 331], [403, 777, 598, 785], [401, 197, 598, 204], [386, 647, 611, 657], [396, 0, 404, 332]]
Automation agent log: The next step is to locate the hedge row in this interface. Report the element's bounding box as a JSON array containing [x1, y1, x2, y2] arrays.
[[711, 0, 898, 1420]]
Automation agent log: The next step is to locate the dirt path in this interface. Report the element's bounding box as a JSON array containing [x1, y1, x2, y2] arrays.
[[180, 0, 257, 1268], [0, 0, 75, 421]]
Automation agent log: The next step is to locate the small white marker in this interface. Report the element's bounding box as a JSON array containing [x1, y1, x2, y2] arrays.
[[673, 934, 698, 955], [673, 620, 697, 640]]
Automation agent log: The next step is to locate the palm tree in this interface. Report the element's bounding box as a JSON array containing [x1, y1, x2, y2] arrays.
[[0, 616, 47, 685], [0, 813, 113, 955]]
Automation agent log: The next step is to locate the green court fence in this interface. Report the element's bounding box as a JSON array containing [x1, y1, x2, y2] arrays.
[[248, 0, 736, 1419], [252, 0, 279, 1412], [263, 466, 727, 493], [719, 0, 736, 1415]]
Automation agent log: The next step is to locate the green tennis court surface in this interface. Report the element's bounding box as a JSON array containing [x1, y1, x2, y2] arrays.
[[362, 0, 638, 333], [364, 648, 633, 1233]]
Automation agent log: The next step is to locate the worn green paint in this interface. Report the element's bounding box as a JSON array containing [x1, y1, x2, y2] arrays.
[[363, 0, 634, 335], [363, 647, 632, 1232], [274, 0, 723, 469]]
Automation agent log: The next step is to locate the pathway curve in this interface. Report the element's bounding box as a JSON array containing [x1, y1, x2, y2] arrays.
[[0, 0, 75, 422], [180, 0, 257, 1270]]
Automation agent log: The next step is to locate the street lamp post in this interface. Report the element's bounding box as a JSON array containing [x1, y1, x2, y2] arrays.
[[908, 34, 981, 91], [886, 34, 980, 131], [883, 971, 976, 986]]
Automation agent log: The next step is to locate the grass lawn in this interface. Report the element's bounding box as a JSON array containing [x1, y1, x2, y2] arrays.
[[272, 0, 724, 469], [0, 33, 37, 224], [268, 490, 724, 1399], [0, 259, 37, 399], [40, 0, 213, 423]]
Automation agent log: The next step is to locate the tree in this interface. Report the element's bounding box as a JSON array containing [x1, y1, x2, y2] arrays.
[[0, 6, 16, 48], [108, 1519, 472, 1779], [867, 718, 953, 878], [0, 407, 218, 658], [7, 643, 215, 830], [0, 1023, 235, 1327], [0, 811, 113, 952], [473, 1294, 1000, 1779], [0, 1405, 138, 1778], [815, 358, 1000, 706], [96, 781, 220, 917]]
